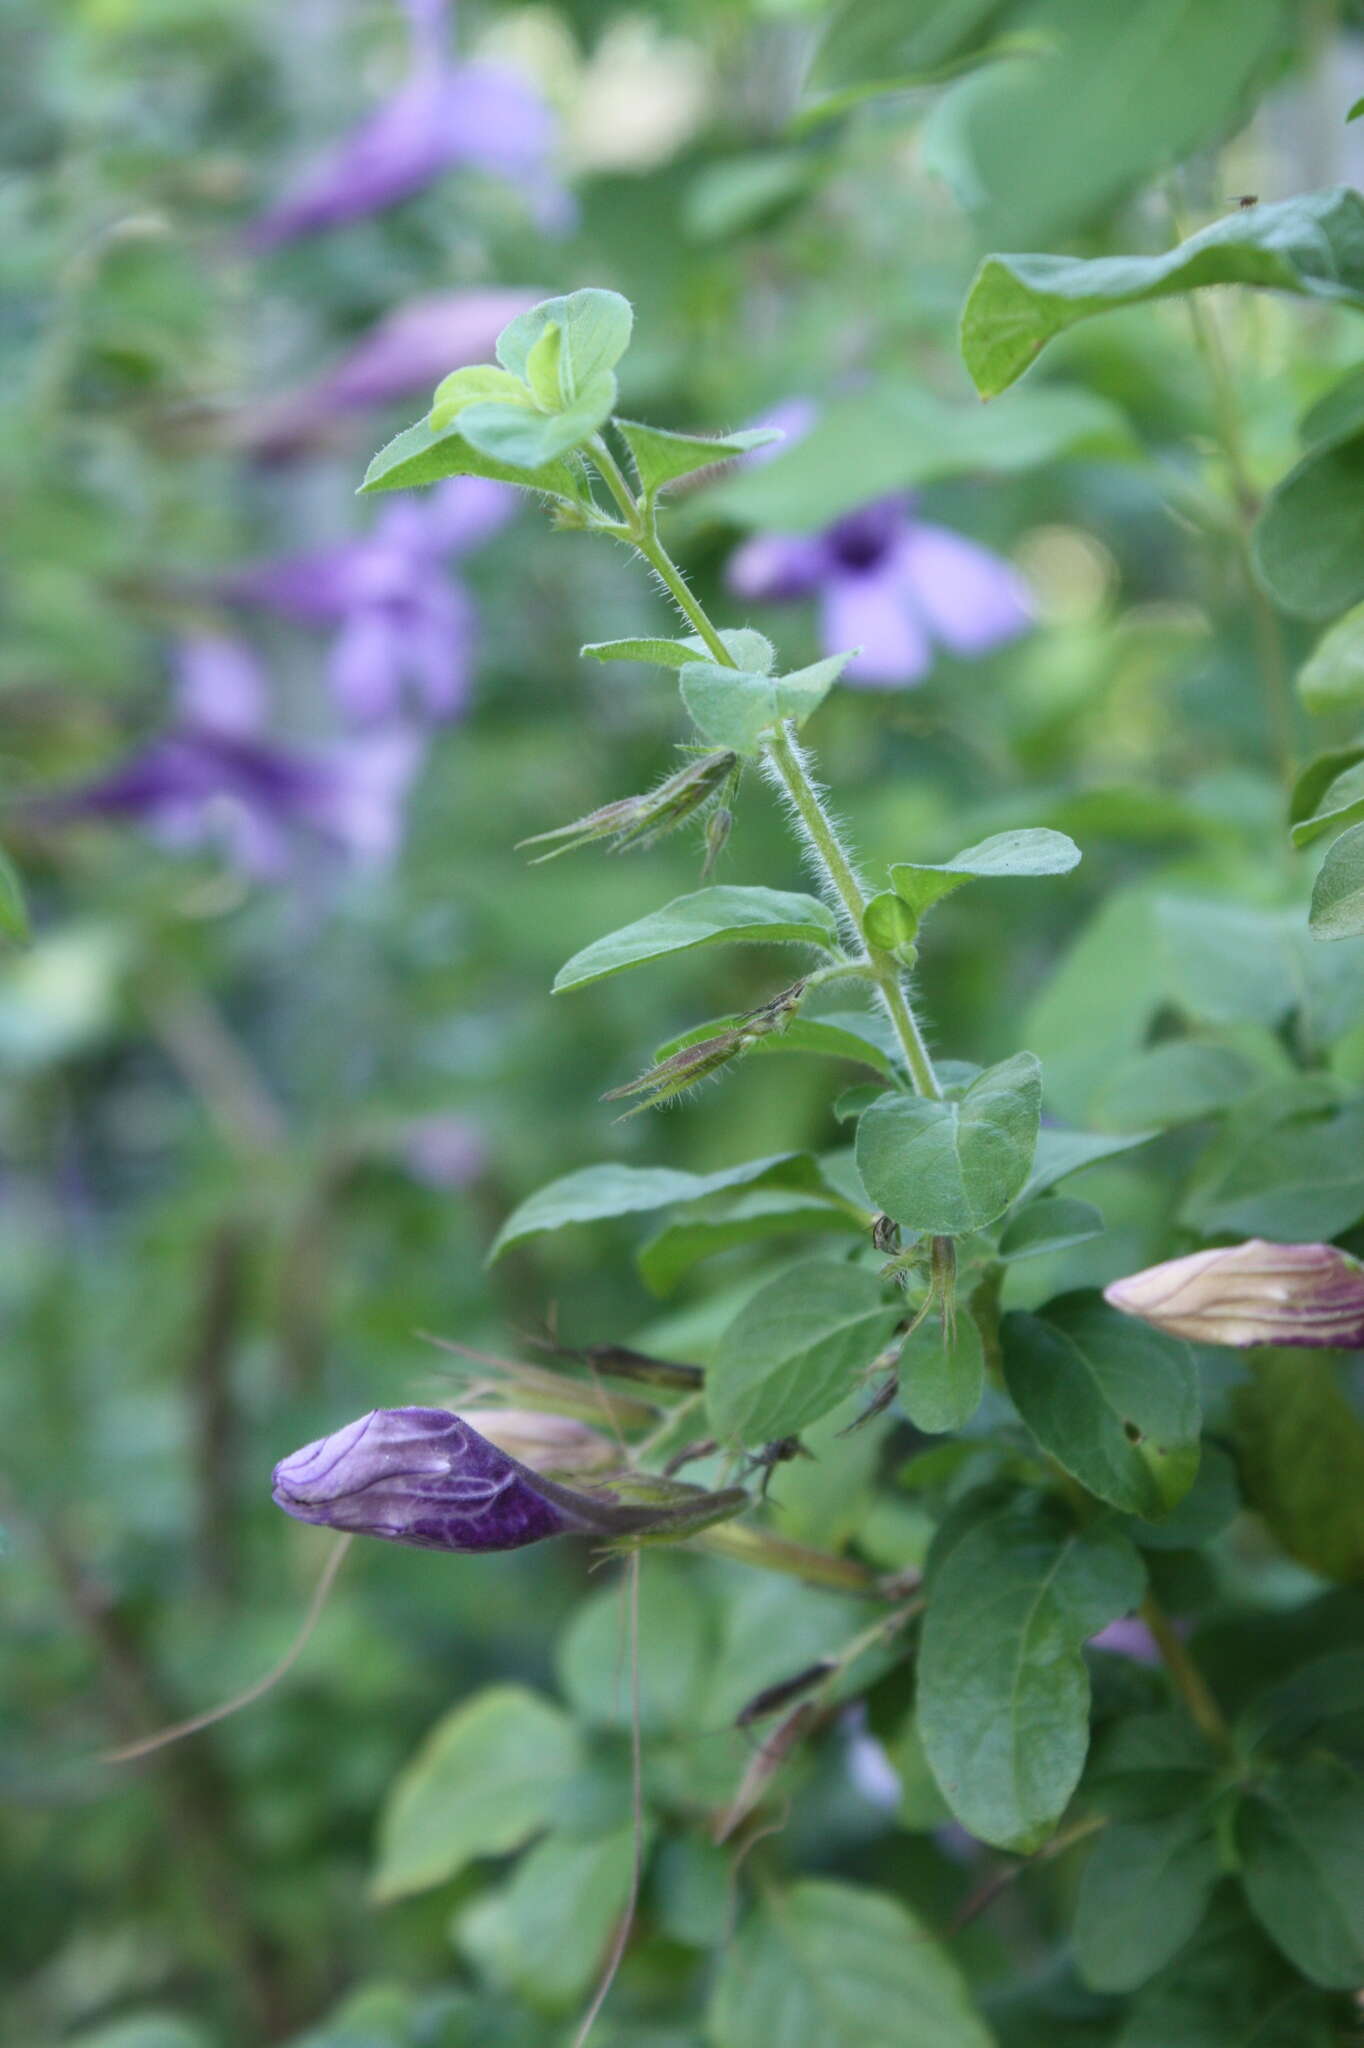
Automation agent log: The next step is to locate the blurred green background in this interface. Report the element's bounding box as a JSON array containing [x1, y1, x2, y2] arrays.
[[6, 1, 1364, 2042]]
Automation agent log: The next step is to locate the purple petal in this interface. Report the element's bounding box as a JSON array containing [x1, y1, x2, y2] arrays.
[[1087, 1618, 1162, 1665], [243, 56, 561, 252], [825, 497, 911, 575], [272, 1407, 577, 1552], [725, 530, 830, 604], [896, 521, 1033, 657], [171, 634, 269, 739], [425, 476, 518, 557], [399, 1115, 488, 1191], [821, 561, 932, 688]]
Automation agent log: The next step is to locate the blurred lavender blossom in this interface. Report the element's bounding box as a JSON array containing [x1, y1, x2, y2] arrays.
[[726, 402, 1032, 687], [46, 635, 420, 880], [728, 494, 1034, 688], [235, 290, 538, 458], [224, 476, 516, 726], [244, 0, 567, 249]]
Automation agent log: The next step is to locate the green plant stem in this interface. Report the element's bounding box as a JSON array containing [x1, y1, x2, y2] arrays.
[[588, 437, 941, 1101], [691, 1518, 885, 1594], [1179, 256, 1295, 791], [1139, 1590, 1232, 1752]]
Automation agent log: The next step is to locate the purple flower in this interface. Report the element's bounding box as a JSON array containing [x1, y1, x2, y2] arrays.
[[244, 0, 565, 249], [726, 492, 1033, 689], [224, 478, 514, 726], [1087, 1618, 1162, 1665], [235, 290, 538, 458], [271, 1406, 746, 1553], [44, 636, 421, 880], [1105, 1239, 1364, 1350], [398, 1113, 488, 1190]]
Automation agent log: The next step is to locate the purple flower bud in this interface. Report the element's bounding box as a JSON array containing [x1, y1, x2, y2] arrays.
[[1104, 1239, 1364, 1349], [272, 1407, 594, 1552], [272, 1406, 749, 1554]]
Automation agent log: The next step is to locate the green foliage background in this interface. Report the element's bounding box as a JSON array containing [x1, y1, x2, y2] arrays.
[[7, 1, 1364, 2043]]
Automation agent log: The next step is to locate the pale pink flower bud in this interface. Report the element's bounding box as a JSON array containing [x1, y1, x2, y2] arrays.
[[1103, 1239, 1364, 1349]]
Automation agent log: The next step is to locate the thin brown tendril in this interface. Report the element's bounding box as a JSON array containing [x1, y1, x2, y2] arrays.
[[101, 1534, 353, 1765]]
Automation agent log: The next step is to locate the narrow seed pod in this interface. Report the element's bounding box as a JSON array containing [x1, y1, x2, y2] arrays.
[[518, 750, 737, 861], [735, 1659, 837, 1727]]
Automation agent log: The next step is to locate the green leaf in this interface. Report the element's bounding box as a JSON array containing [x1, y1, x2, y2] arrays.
[[1003, 1293, 1200, 1518], [996, 1194, 1104, 1260], [615, 417, 780, 499], [1156, 897, 1296, 1028], [581, 627, 774, 671], [1119, 1894, 1336, 2048], [918, 1502, 1144, 1849], [862, 890, 920, 953], [454, 1822, 641, 2013], [0, 849, 27, 943], [359, 413, 582, 500], [1022, 886, 1162, 1122], [65, 2021, 211, 2048], [1239, 1648, 1364, 1761], [1094, 1041, 1261, 1132], [680, 652, 849, 754], [1231, 1350, 1364, 1584], [1022, 1122, 1158, 1198], [372, 1685, 581, 1902], [1238, 1757, 1364, 1987], [702, 379, 1130, 532], [1129, 1442, 1241, 1554], [1298, 602, 1364, 713], [1291, 758, 1364, 848], [1311, 820, 1364, 940], [1086, 1711, 1220, 1819], [1073, 1809, 1221, 1992], [855, 1051, 1042, 1235], [457, 372, 616, 470], [637, 1188, 860, 1296], [899, 1312, 985, 1433], [1181, 1085, 1364, 1238], [557, 1555, 714, 1733], [488, 1152, 817, 1260], [1253, 422, 1364, 621], [428, 362, 531, 431], [495, 287, 633, 396], [708, 1878, 994, 2048], [927, 0, 1284, 250], [889, 829, 1080, 927], [707, 1262, 899, 1442], [962, 188, 1364, 398], [552, 886, 839, 993]]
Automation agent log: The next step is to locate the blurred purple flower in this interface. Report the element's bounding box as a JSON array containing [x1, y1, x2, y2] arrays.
[[225, 477, 515, 726], [727, 493, 1033, 689], [244, 0, 566, 249], [44, 636, 421, 880], [398, 1113, 487, 1190], [235, 289, 538, 458], [1087, 1617, 1162, 1665]]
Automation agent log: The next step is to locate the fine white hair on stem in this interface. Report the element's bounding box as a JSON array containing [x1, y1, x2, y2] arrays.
[[758, 730, 868, 950]]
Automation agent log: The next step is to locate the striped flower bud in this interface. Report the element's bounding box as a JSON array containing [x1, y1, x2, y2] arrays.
[[1103, 1239, 1364, 1349], [464, 1407, 621, 1477], [272, 1407, 746, 1554]]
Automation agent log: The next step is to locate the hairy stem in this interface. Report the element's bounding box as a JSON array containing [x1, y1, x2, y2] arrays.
[[592, 439, 941, 1099]]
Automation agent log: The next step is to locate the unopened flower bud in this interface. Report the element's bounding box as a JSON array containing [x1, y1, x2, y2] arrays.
[[273, 1406, 745, 1554], [519, 751, 737, 863], [1103, 1238, 1364, 1349], [465, 1407, 620, 1477]]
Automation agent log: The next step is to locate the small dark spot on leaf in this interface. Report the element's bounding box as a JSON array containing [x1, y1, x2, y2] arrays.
[[1123, 1419, 1142, 1443]]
